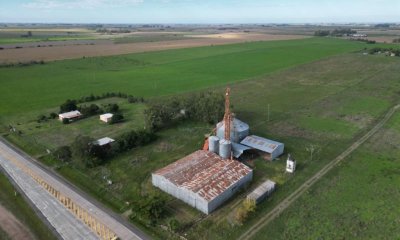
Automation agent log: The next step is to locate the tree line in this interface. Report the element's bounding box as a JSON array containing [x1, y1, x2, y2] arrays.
[[59, 92, 144, 113], [368, 47, 400, 56], [53, 129, 156, 168], [144, 91, 225, 130], [314, 28, 357, 37]]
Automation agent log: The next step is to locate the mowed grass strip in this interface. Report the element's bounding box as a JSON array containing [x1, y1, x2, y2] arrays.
[[0, 38, 368, 116]]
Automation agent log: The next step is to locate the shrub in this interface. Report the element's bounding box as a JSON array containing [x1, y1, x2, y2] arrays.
[[314, 30, 330, 36], [110, 113, 124, 124], [62, 118, 69, 124], [79, 104, 101, 116], [167, 218, 181, 232], [53, 146, 72, 162], [133, 194, 166, 224], [37, 114, 47, 123], [49, 112, 58, 119], [104, 103, 119, 113], [60, 99, 77, 113], [235, 198, 256, 225], [115, 130, 156, 152]]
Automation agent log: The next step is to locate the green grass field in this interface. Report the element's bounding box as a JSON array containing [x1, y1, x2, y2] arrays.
[[0, 172, 57, 240], [252, 111, 400, 239], [1, 37, 400, 239], [0, 38, 369, 116]]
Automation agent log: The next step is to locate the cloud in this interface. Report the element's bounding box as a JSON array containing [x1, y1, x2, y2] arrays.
[[22, 0, 144, 9]]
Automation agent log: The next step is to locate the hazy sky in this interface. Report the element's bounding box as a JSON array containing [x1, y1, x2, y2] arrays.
[[1, 0, 399, 24]]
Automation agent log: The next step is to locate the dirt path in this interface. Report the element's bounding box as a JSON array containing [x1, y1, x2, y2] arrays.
[[0, 204, 34, 240], [238, 104, 400, 240]]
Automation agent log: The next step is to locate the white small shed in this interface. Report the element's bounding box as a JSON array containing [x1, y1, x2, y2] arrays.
[[286, 154, 296, 173], [59, 110, 82, 121], [100, 113, 113, 123], [94, 137, 115, 146]]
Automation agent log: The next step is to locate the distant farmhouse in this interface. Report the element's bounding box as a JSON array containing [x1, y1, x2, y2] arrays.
[[100, 113, 113, 123], [58, 110, 82, 121]]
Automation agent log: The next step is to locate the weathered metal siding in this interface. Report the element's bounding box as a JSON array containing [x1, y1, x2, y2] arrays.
[[247, 179, 276, 204], [208, 170, 253, 213], [152, 170, 253, 214], [219, 139, 232, 159], [152, 174, 209, 214], [216, 118, 250, 143], [208, 136, 220, 154], [271, 143, 284, 159]]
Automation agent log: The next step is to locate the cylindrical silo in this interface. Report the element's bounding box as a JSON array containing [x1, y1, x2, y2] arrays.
[[219, 139, 232, 159], [208, 136, 220, 154], [216, 118, 249, 143]]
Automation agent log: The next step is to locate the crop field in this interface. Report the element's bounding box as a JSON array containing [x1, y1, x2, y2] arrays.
[[0, 28, 96, 44], [0, 38, 370, 115], [252, 111, 400, 239], [1, 37, 400, 239]]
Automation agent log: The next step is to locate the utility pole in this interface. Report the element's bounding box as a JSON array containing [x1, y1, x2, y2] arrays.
[[267, 104, 270, 122]]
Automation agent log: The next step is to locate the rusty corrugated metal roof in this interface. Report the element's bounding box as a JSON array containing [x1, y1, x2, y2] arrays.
[[154, 150, 252, 202]]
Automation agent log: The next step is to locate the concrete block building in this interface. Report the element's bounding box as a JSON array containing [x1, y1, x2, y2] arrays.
[[152, 150, 253, 214]]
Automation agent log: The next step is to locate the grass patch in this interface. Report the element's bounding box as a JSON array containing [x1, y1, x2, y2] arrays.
[[297, 116, 358, 138], [252, 112, 400, 239], [0, 38, 370, 115], [337, 96, 390, 117], [0, 172, 57, 240]]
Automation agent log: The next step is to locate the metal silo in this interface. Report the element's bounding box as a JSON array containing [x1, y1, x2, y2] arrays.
[[208, 136, 220, 154], [216, 118, 250, 143], [219, 139, 232, 159]]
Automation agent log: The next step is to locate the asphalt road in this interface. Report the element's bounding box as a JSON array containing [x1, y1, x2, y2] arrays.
[[0, 137, 151, 240], [238, 104, 400, 240]]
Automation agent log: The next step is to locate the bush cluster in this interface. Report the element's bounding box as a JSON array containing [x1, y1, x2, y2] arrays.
[[314, 28, 356, 37], [144, 91, 224, 130], [369, 47, 400, 56], [53, 129, 156, 168], [393, 38, 400, 43], [115, 130, 156, 153], [0, 60, 45, 68], [352, 38, 376, 44]]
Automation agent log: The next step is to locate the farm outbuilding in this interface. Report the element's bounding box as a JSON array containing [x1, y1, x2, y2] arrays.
[[152, 150, 253, 214], [241, 135, 284, 160], [58, 110, 82, 121], [247, 179, 276, 204], [94, 137, 115, 146], [100, 113, 113, 123]]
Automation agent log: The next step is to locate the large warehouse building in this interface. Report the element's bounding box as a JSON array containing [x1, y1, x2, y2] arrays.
[[152, 150, 253, 214]]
